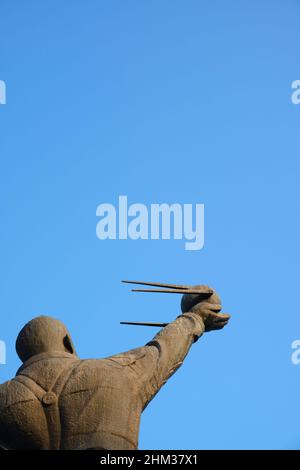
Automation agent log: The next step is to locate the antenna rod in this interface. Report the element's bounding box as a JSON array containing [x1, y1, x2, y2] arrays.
[[120, 321, 169, 327], [121, 280, 190, 289], [131, 288, 211, 294]]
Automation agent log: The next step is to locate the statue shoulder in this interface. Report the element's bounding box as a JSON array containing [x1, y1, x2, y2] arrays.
[[0, 380, 10, 397], [0, 378, 37, 409], [0, 380, 16, 408]]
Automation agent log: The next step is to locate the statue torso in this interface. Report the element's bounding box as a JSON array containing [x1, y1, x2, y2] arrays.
[[0, 351, 144, 450]]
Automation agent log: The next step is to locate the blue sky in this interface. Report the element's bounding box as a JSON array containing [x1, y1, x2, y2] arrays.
[[0, 0, 300, 449]]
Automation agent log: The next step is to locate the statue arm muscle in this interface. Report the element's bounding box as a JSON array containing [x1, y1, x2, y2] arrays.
[[140, 312, 205, 409]]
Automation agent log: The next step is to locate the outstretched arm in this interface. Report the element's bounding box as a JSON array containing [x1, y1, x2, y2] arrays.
[[140, 298, 230, 409], [106, 288, 230, 410]]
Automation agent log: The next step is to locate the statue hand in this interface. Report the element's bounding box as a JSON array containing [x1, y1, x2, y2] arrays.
[[189, 301, 230, 332]]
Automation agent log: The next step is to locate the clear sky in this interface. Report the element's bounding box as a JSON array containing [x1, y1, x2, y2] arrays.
[[0, 0, 300, 450]]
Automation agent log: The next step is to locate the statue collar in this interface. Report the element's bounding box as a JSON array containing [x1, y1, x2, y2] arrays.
[[16, 351, 77, 375]]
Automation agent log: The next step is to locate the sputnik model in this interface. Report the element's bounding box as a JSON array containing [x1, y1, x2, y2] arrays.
[[121, 280, 215, 327]]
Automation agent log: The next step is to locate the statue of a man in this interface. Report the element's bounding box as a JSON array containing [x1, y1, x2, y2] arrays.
[[0, 286, 230, 450]]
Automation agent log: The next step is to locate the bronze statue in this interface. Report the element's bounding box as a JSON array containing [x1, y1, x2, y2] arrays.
[[0, 281, 230, 450]]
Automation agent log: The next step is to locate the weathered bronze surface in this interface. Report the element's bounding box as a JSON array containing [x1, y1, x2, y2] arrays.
[[0, 283, 230, 450]]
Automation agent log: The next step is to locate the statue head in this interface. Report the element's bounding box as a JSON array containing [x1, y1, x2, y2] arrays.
[[181, 285, 221, 313], [16, 316, 77, 363]]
